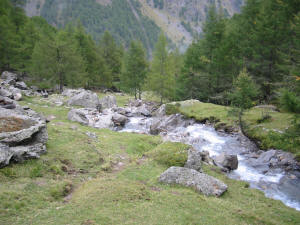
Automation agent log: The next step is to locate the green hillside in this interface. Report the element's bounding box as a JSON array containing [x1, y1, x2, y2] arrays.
[[24, 0, 161, 51]]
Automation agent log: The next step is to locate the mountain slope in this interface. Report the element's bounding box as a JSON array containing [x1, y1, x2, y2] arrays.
[[23, 0, 161, 51], [22, 0, 243, 51]]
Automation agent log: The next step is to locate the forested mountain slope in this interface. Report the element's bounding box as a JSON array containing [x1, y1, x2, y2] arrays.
[[22, 0, 243, 51], [22, 0, 161, 51]]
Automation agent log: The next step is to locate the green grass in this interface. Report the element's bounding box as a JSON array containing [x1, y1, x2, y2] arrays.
[[0, 97, 299, 224]]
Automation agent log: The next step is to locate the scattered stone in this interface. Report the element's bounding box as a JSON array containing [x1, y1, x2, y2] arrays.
[[86, 132, 98, 139], [159, 167, 227, 196], [67, 90, 100, 109]]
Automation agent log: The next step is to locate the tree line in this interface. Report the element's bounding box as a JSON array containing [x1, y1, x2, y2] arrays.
[[1, 0, 300, 113]]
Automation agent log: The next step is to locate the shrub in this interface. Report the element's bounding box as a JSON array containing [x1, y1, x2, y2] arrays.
[[148, 142, 189, 167]]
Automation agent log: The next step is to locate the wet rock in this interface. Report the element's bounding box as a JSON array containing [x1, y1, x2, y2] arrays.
[[0, 105, 48, 168], [113, 107, 130, 116], [99, 95, 117, 109], [256, 150, 277, 164], [150, 114, 191, 135], [159, 167, 227, 196], [184, 148, 202, 172], [154, 104, 166, 117], [214, 153, 238, 171], [67, 90, 100, 109], [112, 113, 128, 127], [200, 151, 214, 165]]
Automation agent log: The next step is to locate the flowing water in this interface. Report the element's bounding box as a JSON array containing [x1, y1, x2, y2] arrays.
[[121, 117, 300, 211]]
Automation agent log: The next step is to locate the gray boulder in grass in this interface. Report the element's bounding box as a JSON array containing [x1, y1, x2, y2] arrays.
[[159, 167, 227, 197], [0, 106, 48, 168], [67, 90, 100, 109]]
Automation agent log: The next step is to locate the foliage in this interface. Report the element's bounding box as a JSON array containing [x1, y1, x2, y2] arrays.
[[280, 89, 300, 113], [99, 31, 123, 86], [30, 30, 86, 92], [146, 33, 175, 103], [121, 40, 148, 99], [230, 69, 259, 110], [38, 0, 161, 52]]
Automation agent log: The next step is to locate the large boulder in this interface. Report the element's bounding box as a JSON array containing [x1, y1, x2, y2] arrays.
[[67, 108, 115, 129], [8, 87, 22, 101], [0, 96, 16, 109], [184, 148, 202, 172], [150, 114, 192, 135], [67, 90, 100, 109], [0, 106, 48, 168], [154, 104, 166, 117], [112, 113, 128, 127], [67, 108, 90, 125], [214, 153, 238, 171], [0, 87, 13, 98], [99, 95, 117, 109], [159, 167, 227, 196]]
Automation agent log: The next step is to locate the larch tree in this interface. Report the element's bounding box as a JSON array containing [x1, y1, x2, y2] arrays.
[[146, 33, 173, 104], [30, 30, 86, 92], [121, 40, 148, 99]]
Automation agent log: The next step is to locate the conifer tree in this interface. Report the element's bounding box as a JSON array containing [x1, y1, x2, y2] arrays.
[[99, 31, 123, 87], [146, 33, 173, 103], [30, 30, 86, 92], [121, 41, 148, 99]]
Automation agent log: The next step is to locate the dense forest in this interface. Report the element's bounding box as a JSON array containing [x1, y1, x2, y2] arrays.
[[18, 0, 161, 52], [1, 0, 300, 113]]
